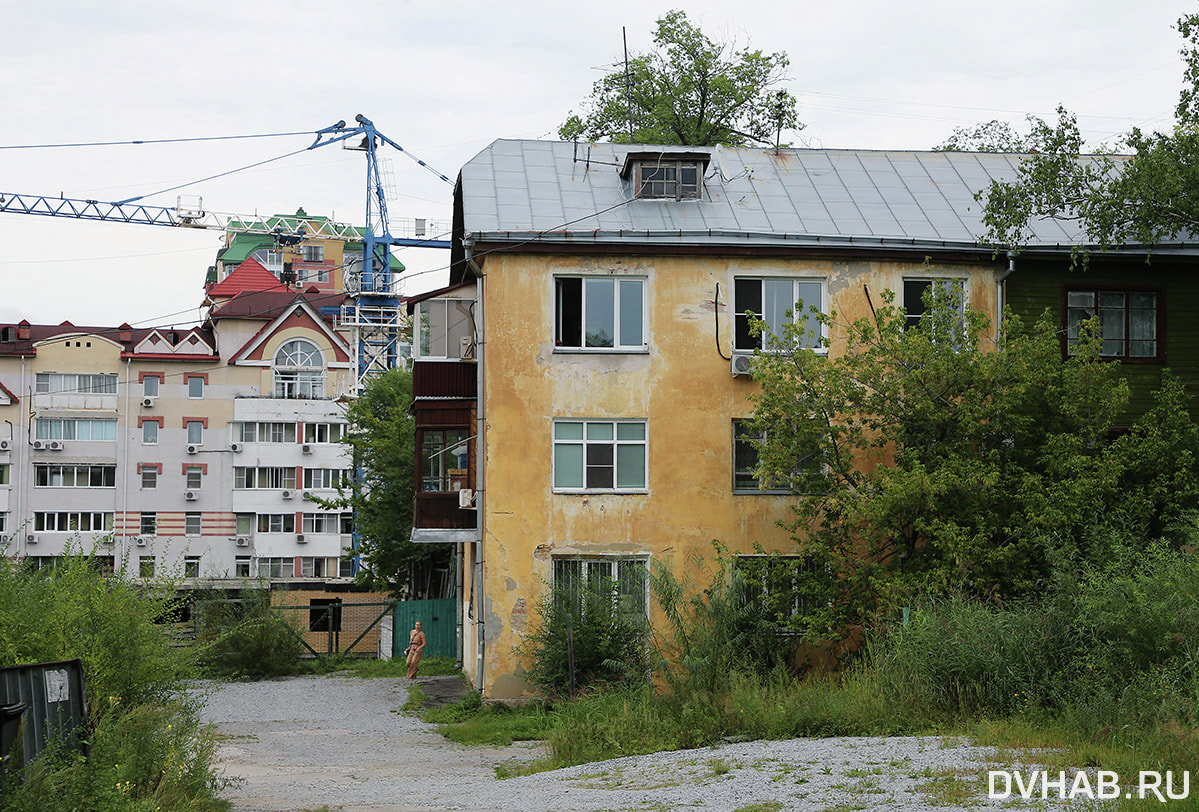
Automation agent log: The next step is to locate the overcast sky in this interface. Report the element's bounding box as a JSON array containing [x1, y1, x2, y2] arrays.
[[0, 0, 1188, 327]]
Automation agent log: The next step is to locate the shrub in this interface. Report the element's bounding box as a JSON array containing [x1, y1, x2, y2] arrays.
[[519, 578, 649, 696], [0, 551, 226, 811], [196, 590, 304, 678]]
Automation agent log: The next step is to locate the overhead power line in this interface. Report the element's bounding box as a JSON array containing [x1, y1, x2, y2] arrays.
[[0, 130, 315, 150]]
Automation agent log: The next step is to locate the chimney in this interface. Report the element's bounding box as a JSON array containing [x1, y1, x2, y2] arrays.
[[118, 322, 133, 344], [16, 320, 30, 341]]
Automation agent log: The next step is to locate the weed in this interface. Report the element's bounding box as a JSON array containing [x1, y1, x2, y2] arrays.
[[733, 803, 783, 812]]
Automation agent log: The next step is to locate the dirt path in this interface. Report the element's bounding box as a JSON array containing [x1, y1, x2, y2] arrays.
[[199, 675, 540, 812]]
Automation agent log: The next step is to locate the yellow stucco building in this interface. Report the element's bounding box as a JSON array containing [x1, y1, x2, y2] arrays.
[[430, 142, 1009, 698]]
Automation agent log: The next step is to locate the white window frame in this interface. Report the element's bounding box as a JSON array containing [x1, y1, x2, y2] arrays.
[[187, 377, 204, 399], [186, 421, 204, 445], [141, 468, 158, 490], [142, 421, 158, 445], [185, 513, 202, 537], [273, 339, 324, 399], [184, 556, 201, 578], [301, 513, 339, 534], [257, 514, 295, 533], [234, 467, 296, 490], [303, 422, 345, 444], [140, 512, 157, 536], [185, 466, 203, 490], [416, 297, 474, 360], [35, 418, 118, 441], [554, 276, 647, 352], [733, 276, 827, 354], [143, 376, 160, 397], [552, 419, 648, 493], [302, 244, 324, 263], [902, 277, 966, 332], [33, 511, 114, 532]]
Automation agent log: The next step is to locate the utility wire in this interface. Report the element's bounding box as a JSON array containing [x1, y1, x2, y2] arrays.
[[0, 131, 315, 150]]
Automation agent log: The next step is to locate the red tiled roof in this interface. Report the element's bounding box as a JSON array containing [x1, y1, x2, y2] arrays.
[[0, 323, 216, 358], [206, 257, 283, 298], [208, 289, 346, 321]]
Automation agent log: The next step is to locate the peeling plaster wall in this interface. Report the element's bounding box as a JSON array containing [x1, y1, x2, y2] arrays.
[[479, 251, 1000, 698]]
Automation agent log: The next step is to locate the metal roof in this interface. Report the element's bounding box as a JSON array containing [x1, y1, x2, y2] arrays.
[[458, 140, 1140, 253]]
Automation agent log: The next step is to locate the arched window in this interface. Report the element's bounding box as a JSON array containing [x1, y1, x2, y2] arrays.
[[273, 339, 324, 399]]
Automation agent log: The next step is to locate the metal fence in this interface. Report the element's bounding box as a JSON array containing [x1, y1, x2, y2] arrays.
[[0, 659, 88, 771], [270, 601, 395, 658]]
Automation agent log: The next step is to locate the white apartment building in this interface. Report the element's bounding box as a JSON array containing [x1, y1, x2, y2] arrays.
[[0, 287, 357, 585]]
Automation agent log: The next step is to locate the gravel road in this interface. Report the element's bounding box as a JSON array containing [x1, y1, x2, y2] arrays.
[[198, 674, 1085, 812]]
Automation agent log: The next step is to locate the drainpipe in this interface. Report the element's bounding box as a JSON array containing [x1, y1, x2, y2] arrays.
[[465, 238, 486, 694], [996, 251, 1017, 343]]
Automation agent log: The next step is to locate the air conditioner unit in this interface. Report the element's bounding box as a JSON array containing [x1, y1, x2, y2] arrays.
[[25, 534, 36, 544], [141, 397, 156, 408], [235, 536, 250, 547], [31, 440, 47, 450], [301, 443, 313, 454], [100, 536, 115, 546], [281, 489, 294, 500], [48, 440, 65, 451], [731, 352, 754, 376], [296, 533, 307, 544], [458, 488, 475, 509], [460, 336, 477, 360], [186, 443, 201, 455], [184, 490, 198, 501], [0, 534, 8, 545], [0, 439, 9, 451], [230, 442, 244, 453], [135, 536, 147, 547], [301, 491, 315, 501]]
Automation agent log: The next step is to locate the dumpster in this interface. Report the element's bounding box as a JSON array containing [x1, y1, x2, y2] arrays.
[[0, 702, 27, 770], [0, 660, 88, 769]]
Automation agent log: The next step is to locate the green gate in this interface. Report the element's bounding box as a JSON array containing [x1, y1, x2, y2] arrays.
[[394, 598, 456, 659]]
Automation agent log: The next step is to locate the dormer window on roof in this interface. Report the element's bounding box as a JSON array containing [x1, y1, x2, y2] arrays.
[[621, 151, 710, 200]]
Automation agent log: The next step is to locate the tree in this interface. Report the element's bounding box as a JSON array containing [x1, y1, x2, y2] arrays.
[[981, 14, 1199, 251], [933, 116, 1049, 153], [748, 287, 1199, 638], [559, 10, 800, 147], [334, 368, 448, 596]]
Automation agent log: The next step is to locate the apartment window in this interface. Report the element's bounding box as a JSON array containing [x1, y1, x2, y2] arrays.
[[185, 513, 202, 536], [235, 557, 251, 577], [301, 513, 338, 534], [1066, 289, 1160, 360], [732, 419, 820, 494], [416, 298, 474, 359], [139, 556, 155, 578], [235, 421, 297, 443], [734, 277, 826, 352], [304, 468, 348, 490], [552, 556, 648, 617], [420, 429, 469, 492], [234, 467, 296, 489], [140, 512, 157, 536], [185, 466, 203, 490], [33, 511, 114, 532], [339, 557, 354, 578], [256, 557, 293, 578], [143, 376, 160, 397], [0, 512, 8, 532], [186, 421, 204, 445], [301, 558, 328, 578], [0, 465, 9, 486], [634, 159, 702, 200], [141, 468, 157, 489], [273, 339, 324, 399], [553, 419, 647, 491], [903, 278, 966, 331], [37, 464, 117, 488], [555, 277, 645, 350], [235, 514, 254, 535], [35, 418, 117, 441], [184, 556, 201, 578], [256, 514, 295, 533], [142, 420, 158, 445], [303, 422, 345, 444], [302, 244, 324, 263], [735, 555, 824, 627], [187, 376, 204, 399], [34, 373, 117, 395]]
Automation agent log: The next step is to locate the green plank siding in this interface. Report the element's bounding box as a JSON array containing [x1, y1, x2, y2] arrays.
[[1005, 259, 1199, 423], [394, 598, 457, 660]]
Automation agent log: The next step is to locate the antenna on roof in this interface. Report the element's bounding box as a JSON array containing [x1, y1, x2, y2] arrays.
[[623, 27, 634, 143]]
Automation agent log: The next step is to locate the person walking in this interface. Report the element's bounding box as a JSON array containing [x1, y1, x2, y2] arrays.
[[406, 620, 427, 679]]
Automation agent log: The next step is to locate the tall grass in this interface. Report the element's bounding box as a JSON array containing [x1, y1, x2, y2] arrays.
[[195, 590, 304, 679], [0, 551, 228, 812]]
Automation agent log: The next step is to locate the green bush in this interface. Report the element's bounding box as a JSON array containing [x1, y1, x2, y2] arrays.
[[519, 578, 649, 696], [0, 551, 227, 812], [874, 597, 1074, 716], [196, 590, 304, 679]]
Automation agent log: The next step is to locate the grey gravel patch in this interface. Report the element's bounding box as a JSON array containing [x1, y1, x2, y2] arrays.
[[196, 675, 1091, 812]]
